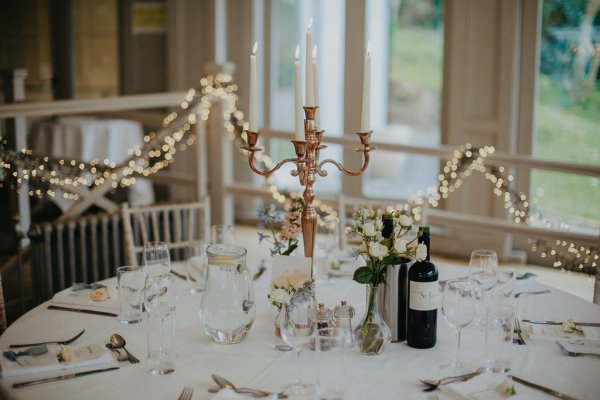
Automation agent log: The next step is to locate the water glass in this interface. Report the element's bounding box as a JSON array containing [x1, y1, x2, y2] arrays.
[[117, 266, 144, 324], [469, 249, 498, 328], [211, 224, 236, 244], [441, 278, 476, 373], [315, 327, 345, 400], [145, 275, 177, 375], [485, 269, 516, 373], [143, 241, 171, 278], [185, 241, 208, 293]]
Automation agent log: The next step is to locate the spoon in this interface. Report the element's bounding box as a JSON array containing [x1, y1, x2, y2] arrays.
[[419, 367, 484, 391], [105, 343, 129, 362], [109, 334, 140, 363], [211, 374, 288, 398]]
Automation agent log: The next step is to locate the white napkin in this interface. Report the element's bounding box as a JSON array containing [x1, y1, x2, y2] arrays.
[[0, 344, 114, 378], [440, 374, 527, 400], [211, 388, 277, 400], [524, 323, 600, 342], [49, 285, 119, 312]]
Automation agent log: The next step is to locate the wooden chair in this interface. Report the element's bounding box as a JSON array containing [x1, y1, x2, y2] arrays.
[[0, 275, 6, 333], [121, 198, 211, 266]]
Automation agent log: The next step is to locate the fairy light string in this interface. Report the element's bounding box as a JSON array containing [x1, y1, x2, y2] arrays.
[[0, 75, 596, 273]]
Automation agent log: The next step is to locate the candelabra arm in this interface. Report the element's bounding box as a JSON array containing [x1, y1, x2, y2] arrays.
[[246, 152, 301, 177]]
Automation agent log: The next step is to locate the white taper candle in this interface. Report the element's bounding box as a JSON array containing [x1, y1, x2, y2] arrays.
[[312, 45, 319, 126], [249, 42, 258, 132], [294, 45, 303, 140], [360, 42, 371, 132], [305, 18, 314, 107]]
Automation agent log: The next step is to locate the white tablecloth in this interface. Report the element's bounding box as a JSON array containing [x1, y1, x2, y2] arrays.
[[0, 259, 599, 400], [29, 117, 155, 211]]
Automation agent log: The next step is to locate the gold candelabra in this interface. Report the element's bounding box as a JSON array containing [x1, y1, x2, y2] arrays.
[[241, 106, 375, 265]]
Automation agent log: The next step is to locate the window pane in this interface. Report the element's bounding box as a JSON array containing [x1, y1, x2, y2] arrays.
[[532, 0, 600, 234], [363, 0, 444, 199], [268, 0, 345, 197]]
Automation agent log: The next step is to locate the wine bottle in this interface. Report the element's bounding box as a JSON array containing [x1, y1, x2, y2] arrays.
[[407, 226, 439, 348]]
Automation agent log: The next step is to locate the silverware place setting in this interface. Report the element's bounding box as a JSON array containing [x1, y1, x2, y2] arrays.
[[521, 319, 600, 327], [9, 329, 85, 349], [209, 374, 288, 398], [418, 367, 484, 391], [178, 386, 194, 400], [510, 375, 578, 400], [105, 334, 139, 363]]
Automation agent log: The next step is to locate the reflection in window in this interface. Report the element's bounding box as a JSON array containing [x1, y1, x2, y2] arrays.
[[363, 0, 444, 199], [532, 0, 600, 234], [268, 0, 345, 197]]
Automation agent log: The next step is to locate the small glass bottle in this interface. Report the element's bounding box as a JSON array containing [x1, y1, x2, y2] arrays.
[[334, 300, 355, 348]]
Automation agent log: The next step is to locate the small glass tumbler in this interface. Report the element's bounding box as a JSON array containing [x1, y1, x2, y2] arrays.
[[210, 224, 236, 244], [315, 327, 345, 400], [145, 275, 177, 375], [143, 241, 171, 278], [117, 266, 144, 324], [485, 269, 516, 373], [185, 241, 208, 293]]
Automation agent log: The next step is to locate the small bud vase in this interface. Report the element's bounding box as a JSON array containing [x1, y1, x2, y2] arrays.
[[353, 284, 391, 355], [273, 305, 293, 351]]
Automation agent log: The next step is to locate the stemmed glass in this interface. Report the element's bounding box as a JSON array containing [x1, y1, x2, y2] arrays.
[[278, 290, 317, 396], [469, 250, 498, 328], [441, 278, 477, 373], [143, 241, 172, 278], [144, 274, 177, 374], [316, 218, 340, 284]]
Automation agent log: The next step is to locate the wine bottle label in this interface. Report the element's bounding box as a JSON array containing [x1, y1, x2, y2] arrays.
[[409, 281, 440, 311]]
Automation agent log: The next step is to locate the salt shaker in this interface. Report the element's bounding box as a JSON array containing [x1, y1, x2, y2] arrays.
[[317, 303, 335, 330], [334, 300, 355, 348]]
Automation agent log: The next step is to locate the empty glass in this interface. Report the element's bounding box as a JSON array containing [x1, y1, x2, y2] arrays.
[[441, 278, 476, 373], [469, 250, 498, 328], [315, 327, 346, 400], [143, 241, 171, 278], [211, 224, 236, 244], [316, 217, 340, 283], [485, 269, 516, 373], [279, 289, 317, 397], [199, 244, 255, 344], [117, 266, 144, 324], [145, 275, 177, 375], [185, 241, 208, 293]]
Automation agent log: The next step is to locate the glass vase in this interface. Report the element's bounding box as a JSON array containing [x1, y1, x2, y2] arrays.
[[353, 284, 391, 355], [273, 305, 293, 351]]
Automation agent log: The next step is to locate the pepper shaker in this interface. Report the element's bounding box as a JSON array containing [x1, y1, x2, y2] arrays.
[[334, 300, 355, 348]]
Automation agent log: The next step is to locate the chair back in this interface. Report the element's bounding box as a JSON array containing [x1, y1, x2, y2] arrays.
[[121, 198, 211, 266]]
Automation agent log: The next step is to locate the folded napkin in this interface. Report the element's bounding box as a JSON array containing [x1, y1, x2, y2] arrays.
[[211, 388, 277, 400], [49, 284, 119, 312], [523, 323, 600, 342], [441, 374, 528, 400], [0, 344, 113, 378]]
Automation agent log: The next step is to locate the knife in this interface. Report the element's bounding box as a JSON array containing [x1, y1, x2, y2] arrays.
[[13, 366, 119, 389], [47, 305, 118, 317], [522, 319, 600, 327], [252, 265, 266, 281], [510, 375, 577, 400], [170, 270, 188, 281]]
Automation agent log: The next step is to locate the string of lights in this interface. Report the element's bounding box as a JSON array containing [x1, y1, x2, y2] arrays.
[[0, 74, 596, 273]]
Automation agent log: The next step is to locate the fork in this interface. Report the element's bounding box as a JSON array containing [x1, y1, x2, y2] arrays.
[[178, 386, 194, 400], [514, 318, 526, 345], [9, 329, 85, 349]]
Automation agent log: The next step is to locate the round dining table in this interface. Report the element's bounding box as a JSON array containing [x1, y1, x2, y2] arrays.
[[0, 257, 598, 400]]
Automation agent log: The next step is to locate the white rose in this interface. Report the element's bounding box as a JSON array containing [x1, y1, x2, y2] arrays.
[[361, 208, 371, 219], [394, 239, 407, 254], [269, 288, 291, 305], [363, 222, 376, 236], [399, 215, 413, 227], [416, 243, 428, 261], [375, 219, 383, 231], [368, 242, 388, 260]]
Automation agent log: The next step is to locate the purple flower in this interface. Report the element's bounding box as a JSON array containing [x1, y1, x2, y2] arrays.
[[257, 232, 268, 243]]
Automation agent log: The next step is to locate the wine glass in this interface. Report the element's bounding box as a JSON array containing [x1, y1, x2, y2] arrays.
[[441, 278, 477, 373], [278, 291, 317, 396], [469, 249, 498, 328], [316, 217, 340, 283], [211, 224, 236, 244], [143, 241, 172, 278]]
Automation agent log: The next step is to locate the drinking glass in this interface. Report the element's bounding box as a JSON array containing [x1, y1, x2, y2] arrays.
[[185, 240, 208, 293], [469, 250, 498, 328], [316, 218, 340, 283], [145, 274, 177, 375], [441, 278, 476, 373], [315, 327, 345, 400], [117, 266, 144, 324], [211, 224, 236, 244], [278, 290, 317, 396], [485, 269, 516, 373], [143, 241, 171, 278]]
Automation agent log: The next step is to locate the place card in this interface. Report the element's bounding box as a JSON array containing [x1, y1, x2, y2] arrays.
[[270, 255, 312, 284]]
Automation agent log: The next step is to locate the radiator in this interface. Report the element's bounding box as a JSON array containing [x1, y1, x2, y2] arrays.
[[29, 211, 127, 305]]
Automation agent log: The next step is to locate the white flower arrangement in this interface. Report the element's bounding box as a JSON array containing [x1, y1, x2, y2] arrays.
[[268, 269, 312, 309]]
